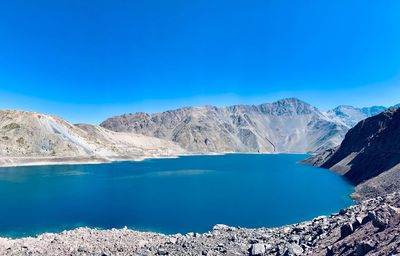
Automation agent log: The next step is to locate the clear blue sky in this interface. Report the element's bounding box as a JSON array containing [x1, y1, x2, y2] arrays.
[[0, 0, 400, 124]]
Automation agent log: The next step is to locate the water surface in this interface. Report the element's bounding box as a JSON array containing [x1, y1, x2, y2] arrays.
[[0, 154, 353, 237]]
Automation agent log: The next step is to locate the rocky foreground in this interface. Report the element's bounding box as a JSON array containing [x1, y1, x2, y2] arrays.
[[1, 192, 399, 256]]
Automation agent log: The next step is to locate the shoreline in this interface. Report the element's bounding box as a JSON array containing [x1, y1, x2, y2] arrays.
[[0, 154, 396, 255], [0, 154, 188, 168], [0, 151, 311, 168], [0, 152, 357, 253], [1, 192, 398, 255], [0, 152, 354, 240]]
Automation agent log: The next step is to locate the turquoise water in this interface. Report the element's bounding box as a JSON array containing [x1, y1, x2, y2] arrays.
[[0, 154, 353, 238]]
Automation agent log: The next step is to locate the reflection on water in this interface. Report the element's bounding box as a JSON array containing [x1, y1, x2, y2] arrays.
[[113, 169, 213, 180]]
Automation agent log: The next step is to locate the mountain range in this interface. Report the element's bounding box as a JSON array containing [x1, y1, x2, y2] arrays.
[[326, 105, 387, 128], [100, 98, 389, 154], [0, 98, 393, 166], [1, 99, 399, 255]]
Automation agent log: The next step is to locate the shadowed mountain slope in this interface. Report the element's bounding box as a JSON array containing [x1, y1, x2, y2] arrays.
[[304, 107, 400, 200]]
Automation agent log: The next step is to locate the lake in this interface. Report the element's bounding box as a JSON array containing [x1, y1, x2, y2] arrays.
[[0, 154, 353, 238]]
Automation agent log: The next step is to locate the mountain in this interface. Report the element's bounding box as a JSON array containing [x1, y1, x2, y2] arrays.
[[304, 106, 400, 200], [100, 98, 348, 153], [0, 110, 185, 166], [76, 124, 185, 158], [325, 105, 387, 129], [360, 105, 388, 116], [1, 99, 392, 166]]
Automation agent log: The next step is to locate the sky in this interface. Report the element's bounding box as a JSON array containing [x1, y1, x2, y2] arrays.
[[0, 0, 400, 124]]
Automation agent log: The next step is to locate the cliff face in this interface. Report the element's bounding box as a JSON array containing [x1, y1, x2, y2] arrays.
[[0, 110, 185, 166], [304, 107, 400, 200], [100, 98, 348, 154]]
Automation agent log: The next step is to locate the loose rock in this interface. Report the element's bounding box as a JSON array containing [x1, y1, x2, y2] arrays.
[[340, 223, 353, 239], [250, 243, 265, 256]]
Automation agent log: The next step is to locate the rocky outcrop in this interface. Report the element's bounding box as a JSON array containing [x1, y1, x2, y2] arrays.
[[0, 110, 185, 166], [100, 98, 348, 154], [1, 192, 399, 256], [304, 107, 400, 200]]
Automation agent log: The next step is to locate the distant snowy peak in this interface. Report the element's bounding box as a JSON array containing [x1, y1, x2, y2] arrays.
[[326, 105, 387, 129]]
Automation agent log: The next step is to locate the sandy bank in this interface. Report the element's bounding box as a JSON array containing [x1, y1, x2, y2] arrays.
[[0, 154, 188, 168]]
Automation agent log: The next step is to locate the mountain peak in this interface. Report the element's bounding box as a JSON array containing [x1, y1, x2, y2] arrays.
[[274, 97, 310, 105], [360, 106, 387, 116], [332, 105, 358, 111], [327, 105, 388, 129], [258, 98, 317, 116], [390, 103, 400, 109], [100, 97, 346, 153]]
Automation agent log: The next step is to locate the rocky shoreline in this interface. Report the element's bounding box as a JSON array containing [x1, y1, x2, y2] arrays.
[[1, 192, 399, 256]]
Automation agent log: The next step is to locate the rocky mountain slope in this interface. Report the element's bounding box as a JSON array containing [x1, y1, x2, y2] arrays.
[[77, 124, 186, 159], [325, 105, 387, 129], [101, 98, 349, 153], [0, 110, 185, 166], [304, 107, 400, 201]]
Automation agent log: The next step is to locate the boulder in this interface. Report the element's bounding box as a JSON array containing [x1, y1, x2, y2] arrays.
[[368, 210, 389, 229], [284, 243, 304, 256], [355, 240, 376, 256], [352, 216, 364, 229], [157, 248, 169, 255], [290, 235, 300, 244], [250, 243, 266, 256], [212, 224, 230, 231], [325, 245, 334, 256], [340, 223, 354, 239]]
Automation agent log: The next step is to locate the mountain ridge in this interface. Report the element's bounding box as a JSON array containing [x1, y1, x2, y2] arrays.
[[325, 105, 387, 129], [101, 98, 376, 154], [304, 106, 400, 200], [0, 110, 185, 167], [0, 98, 393, 166]]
